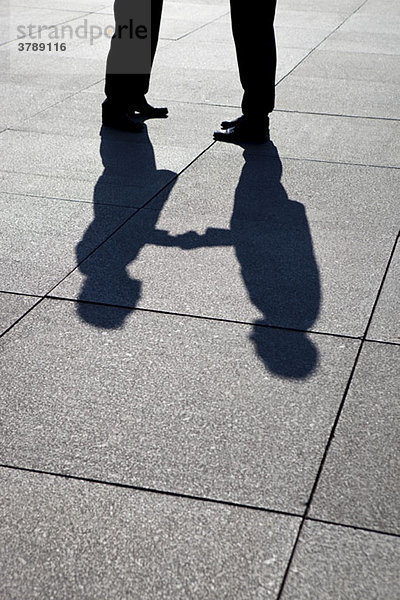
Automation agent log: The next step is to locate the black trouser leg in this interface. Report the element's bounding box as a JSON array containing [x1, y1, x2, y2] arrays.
[[105, 0, 163, 107], [230, 1, 277, 121]]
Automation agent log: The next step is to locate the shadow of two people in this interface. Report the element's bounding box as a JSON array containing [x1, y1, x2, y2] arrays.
[[76, 126, 321, 379]]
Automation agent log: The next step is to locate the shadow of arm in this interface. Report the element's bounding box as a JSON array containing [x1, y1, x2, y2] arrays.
[[151, 228, 233, 249]]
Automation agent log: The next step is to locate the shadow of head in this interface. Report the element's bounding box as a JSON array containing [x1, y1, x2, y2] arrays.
[[77, 279, 141, 330], [251, 324, 319, 379]]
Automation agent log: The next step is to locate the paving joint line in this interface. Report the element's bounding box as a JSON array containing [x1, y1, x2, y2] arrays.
[[274, 156, 400, 170], [14, 78, 107, 126], [0, 463, 303, 520], [2, 463, 398, 540], [8, 291, 399, 349], [274, 108, 400, 123], [45, 294, 363, 342], [0, 190, 138, 209], [275, 0, 371, 89], [363, 232, 399, 340], [305, 516, 400, 540], [0, 295, 47, 340], [364, 338, 400, 347], [172, 11, 230, 42], [0, 143, 218, 340], [276, 228, 400, 599], [1, 10, 103, 48], [0, 290, 42, 299], [41, 142, 217, 294], [1, 141, 398, 174], [131, 97, 400, 124]]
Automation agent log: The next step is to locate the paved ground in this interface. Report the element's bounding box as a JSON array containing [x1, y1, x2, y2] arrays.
[[1, 0, 399, 598]]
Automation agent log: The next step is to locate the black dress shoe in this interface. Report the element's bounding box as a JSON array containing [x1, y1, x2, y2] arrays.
[[214, 121, 270, 144], [102, 102, 144, 133], [131, 99, 168, 118]]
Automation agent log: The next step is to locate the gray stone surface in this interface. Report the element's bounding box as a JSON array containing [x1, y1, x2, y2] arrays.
[[54, 146, 398, 337], [149, 60, 243, 107], [368, 244, 400, 344], [310, 342, 400, 534], [187, 16, 335, 50], [6, 0, 108, 12], [275, 50, 400, 119], [0, 299, 358, 512], [285, 49, 400, 84], [274, 7, 347, 30], [158, 1, 228, 39], [2, 10, 106, 96], [0, 467, 299, 600], [0, 192, 131, 294], [278, 0, 361, 11], [358, 0, 400, 15], [321, 30, 400, 55], [281, 521, 400, 600], [68, 93, 400, 169], [1, 0, 399, 595], [0, 96, 235, 206], [149, 42, 309, 103], [0, 128, 202, 198], [271, 111, 400, 168], [277, 76, 400, 119], [0, 81, 71, 130], [1, 6, 88, 45], [0, 171, 103, 204], [19, 92, 237, 149], [0, 292, 38, 334], [339, 11, 400, 34]]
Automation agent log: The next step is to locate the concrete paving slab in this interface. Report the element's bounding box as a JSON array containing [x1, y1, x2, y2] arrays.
[[19, 94, 399, 169], [310, 342, 400, 534], [339, 11, 400, 34], [18, 92, 237, 150], [186, 18, 332, 50], [9, 0, 109, 11], [0, 172, 102, 204], [358, 0, 400, 16], [148, 45, 309, 105], [2, 6, 88, 45], [277, 0, 362, 12], [274, 8, 347, 30], [5, 47, 105, 91], [270, 111, 400, 168], [321, 30, 400, 55], [1, 0, 399, 592], [0, 81, 72, 129], [155, 38, 239, 72], [148, 144, 399, 226], [283, 49, 400, 84], [0, 129, 200, 205], [54, 146, 398, 337], [154, 0, 226, 4], [0, 193, 131, 294], [0, 299, 358, 511], [95, 1, 227, 47], [367, 243, 400, 344], [0, 292, 38, 334], [160, 1, 227, 22], [0, 467, 299, 600], [274, 26, 332, 50], [159, 3, 228, 40], [276, 75, 400, 120], [276, 49, 400, 118], [281, 521, 400, 600]]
